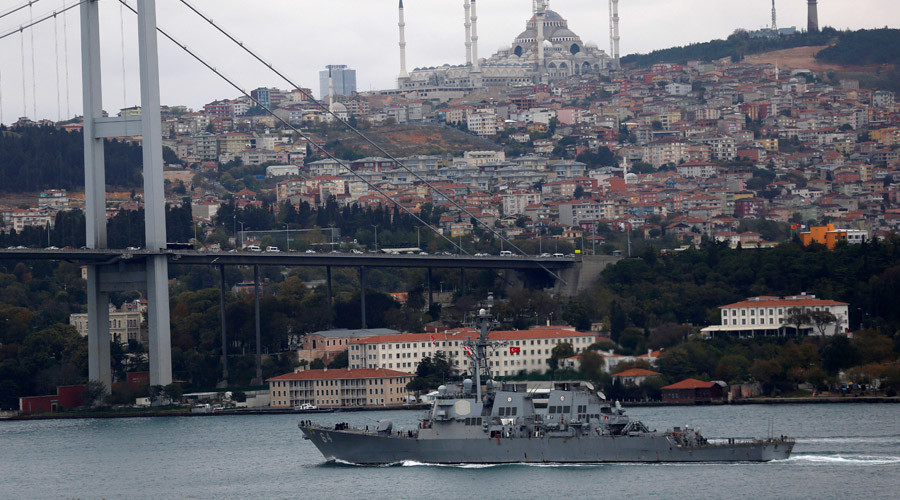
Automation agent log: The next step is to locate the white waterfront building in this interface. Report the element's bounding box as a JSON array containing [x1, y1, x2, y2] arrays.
[[701, 293, 850, 338]]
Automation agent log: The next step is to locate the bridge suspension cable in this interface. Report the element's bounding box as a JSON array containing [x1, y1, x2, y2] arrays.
[[175, 0, 566, 282], [116, 0, 468, 257], [0, 0, 41, 22], [0, 0, 85, 42]]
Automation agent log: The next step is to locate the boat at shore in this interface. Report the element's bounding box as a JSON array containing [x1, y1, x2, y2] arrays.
[[300, 308, 794, 465]]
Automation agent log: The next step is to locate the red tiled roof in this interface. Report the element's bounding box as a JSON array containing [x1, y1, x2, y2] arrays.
[[721, 296, 847, 309], [612, 368, 661, 377], [661, 378, 716, 390], [349, 328, 590, 345], [267, 368, 412, 382]]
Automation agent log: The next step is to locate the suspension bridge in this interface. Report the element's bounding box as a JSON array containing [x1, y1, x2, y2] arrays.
[[0, 0, 613, 394]]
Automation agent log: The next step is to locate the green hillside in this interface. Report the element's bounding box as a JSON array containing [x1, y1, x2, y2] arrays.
[[0, 125, 145, 193], [621, 28, 900, 68]]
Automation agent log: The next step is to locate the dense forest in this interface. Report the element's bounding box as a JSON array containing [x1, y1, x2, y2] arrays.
[[621, 28, 840, 67], [0, 125, 144, 193], [816, 29, 900, 66], [0, 203, 195, 249], [576, 237, 900, 344]]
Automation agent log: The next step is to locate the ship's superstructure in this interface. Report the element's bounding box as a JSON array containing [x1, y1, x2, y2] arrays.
[[299, 308, 794, 465]]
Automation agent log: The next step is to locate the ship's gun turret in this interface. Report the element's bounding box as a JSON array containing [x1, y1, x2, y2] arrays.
[[377, 419, 393, 434]]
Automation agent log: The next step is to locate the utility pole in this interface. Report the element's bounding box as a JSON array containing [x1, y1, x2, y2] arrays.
[[372, 224, 379, 252]]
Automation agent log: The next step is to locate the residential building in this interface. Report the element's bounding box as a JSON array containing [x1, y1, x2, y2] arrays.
[[267, 368, 412, 408]]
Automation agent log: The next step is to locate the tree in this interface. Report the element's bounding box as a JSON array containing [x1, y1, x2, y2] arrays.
[[327, 350, 349, 369], [81, 380, 107, 407], [163, 383, 183, 402], [578, 350, 603, 380], [808, 310, 837, 336], [548, 342, 575, 371], [783, 307, 810, 335], [822, 335, 859, 374], [310, 358, 326, 370]]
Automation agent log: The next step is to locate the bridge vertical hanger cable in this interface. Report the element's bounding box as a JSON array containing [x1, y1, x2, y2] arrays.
[[20, 27, 26, 117], [174, 0, 566, 283], [119, 0, 126, 110], [29, 1, 35, 119], [54, 10, 60, 121], [62, 0, 69, 118]]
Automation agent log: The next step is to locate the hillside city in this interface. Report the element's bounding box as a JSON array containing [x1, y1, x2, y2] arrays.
[[2, 5, 900, 415]]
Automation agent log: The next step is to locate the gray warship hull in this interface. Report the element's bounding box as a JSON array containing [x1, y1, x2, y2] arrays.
[[300, 426, 793, 464]]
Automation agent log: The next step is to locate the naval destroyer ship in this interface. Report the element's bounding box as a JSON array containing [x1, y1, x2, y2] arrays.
[[300, 308, 794, 464]]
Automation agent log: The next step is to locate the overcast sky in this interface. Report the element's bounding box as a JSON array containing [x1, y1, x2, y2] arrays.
[[0, 0, 898, 123]]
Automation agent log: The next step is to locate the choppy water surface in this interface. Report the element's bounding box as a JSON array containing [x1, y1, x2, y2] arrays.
[[2, 404, 898, 499]]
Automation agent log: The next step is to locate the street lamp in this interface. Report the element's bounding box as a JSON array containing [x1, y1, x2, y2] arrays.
[[239, 222, 246, 249], [284, 223, 290, 252], [416, 226, 421, 250], [372, 224, 379, 252]]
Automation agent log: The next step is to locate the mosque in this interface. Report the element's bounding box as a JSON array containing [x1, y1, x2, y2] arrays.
[[397, 0, 613, 92]]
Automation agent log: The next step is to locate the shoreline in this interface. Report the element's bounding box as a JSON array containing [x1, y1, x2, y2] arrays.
[[3, 397, 899, 421]]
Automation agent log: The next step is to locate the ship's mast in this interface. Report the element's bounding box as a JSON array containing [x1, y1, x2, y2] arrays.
[[469, 293, 505, 402], [473, 307, 490, 402]]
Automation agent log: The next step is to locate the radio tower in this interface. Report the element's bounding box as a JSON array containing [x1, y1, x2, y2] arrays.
[[771, 0, 777, 31]]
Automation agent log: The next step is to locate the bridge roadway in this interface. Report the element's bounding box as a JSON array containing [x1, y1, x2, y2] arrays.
[[0, 248, 576, 270]]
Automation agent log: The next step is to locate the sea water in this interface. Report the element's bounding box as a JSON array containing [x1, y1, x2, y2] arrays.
[[2, 404, 898, 499]]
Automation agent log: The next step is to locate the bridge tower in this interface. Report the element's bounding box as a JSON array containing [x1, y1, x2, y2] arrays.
[[81, 0, 172, 390]]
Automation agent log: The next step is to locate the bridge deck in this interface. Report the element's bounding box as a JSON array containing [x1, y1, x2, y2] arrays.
[[0, 249, 576, 270]]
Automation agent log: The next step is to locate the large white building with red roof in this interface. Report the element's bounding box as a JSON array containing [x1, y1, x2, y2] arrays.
[[267, 368, 413, 409], [348, 326, 595, 377], [701, 293, 849, 338]]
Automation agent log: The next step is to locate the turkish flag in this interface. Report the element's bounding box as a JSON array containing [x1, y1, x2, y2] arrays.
[[510, 346, 521, 354], [463, 346, 473, 356]]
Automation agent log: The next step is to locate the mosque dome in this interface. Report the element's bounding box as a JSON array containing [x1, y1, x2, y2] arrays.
[[550, 28, 577, 40], [329, 101, 347, 114], [585, 40, 598, 49]]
